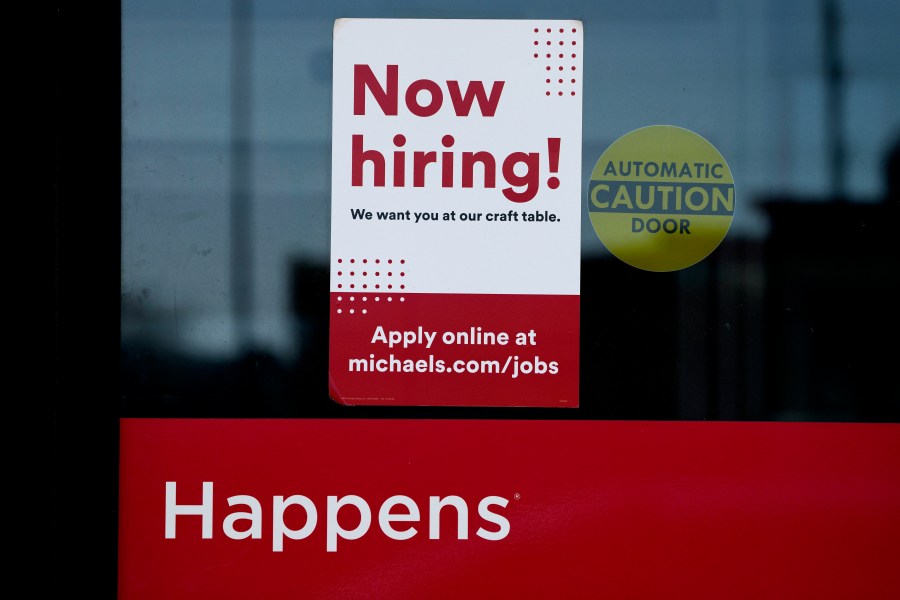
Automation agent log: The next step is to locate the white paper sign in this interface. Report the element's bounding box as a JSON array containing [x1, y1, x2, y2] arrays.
[[329, 19, 582, 407]]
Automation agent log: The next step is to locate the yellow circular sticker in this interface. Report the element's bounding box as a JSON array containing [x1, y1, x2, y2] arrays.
[[587, 125, 735, 272]]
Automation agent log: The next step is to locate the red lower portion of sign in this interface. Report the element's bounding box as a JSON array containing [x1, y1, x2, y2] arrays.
[[118, 419, 900, 599], [328, 292, 579, 407]]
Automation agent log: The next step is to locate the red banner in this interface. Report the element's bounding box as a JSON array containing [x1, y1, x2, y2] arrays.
[[329, 293, 579, 406], [119, 419, 900, 599]]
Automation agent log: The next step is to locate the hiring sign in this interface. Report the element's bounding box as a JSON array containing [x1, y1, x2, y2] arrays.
[[329, 19, 582, 406]]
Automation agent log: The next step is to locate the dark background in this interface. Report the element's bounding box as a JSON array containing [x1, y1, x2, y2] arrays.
[[115, 0, 899, 424], [55, 3, 120, 596]]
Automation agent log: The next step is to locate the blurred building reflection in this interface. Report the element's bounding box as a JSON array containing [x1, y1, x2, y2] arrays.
[[120, 0, 900, 421]]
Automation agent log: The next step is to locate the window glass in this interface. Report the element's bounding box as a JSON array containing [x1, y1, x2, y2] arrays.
[[120, 0, 900, 421]]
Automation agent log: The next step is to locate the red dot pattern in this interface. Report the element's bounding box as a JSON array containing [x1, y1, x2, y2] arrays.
[[334, 293, 405, 316], [334, 259, 411, 315], [531, 23, 579, 98]]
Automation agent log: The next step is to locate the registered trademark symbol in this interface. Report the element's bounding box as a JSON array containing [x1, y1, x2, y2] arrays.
[[514, 493, 521, 500]]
